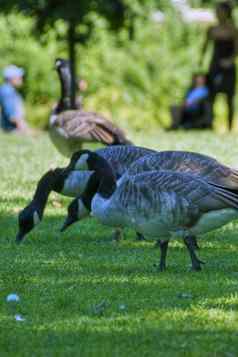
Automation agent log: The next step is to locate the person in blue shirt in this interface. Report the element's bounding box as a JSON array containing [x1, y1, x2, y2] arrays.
[[0, 65, 29, 133], [169, 73, 211, 130], [185, 75, 209, 111]]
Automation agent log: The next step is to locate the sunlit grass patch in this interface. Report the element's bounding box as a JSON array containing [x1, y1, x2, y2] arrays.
[[1, 131, 238, 356]]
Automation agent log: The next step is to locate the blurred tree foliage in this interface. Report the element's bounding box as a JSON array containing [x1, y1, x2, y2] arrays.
[[0, 0, 144, 106], [0, 1, 219, 129]]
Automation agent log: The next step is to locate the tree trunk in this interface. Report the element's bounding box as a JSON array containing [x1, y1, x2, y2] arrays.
[[68, 20, 77, 109]]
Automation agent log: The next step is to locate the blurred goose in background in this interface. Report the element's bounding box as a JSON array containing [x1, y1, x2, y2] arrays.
[[16, 145, 155, 243], [49, 58, 131, 157], [61, 150, 238, 272]]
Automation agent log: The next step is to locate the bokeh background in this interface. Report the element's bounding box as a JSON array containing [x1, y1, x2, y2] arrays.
[[1, 0, 234, 133]]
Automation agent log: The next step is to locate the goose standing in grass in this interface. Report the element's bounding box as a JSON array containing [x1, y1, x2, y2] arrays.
[[49, 58, 131, 157], [16, 145, 155, 243], [65, 147, 238, 231], [62, 150, 238, 272], [66, 148, 238, 251]]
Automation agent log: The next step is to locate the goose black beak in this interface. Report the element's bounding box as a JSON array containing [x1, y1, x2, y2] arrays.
[[60, 217, 75, 232], [16, 232, 24, 244]]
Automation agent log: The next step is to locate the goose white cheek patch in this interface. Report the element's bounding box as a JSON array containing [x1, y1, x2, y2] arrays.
[[75, 154, 89, 170], [33, 211, 41, 226], [55, 60, 61, 67]]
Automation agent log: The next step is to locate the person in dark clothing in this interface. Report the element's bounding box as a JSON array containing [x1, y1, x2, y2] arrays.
[[200, 1, 238, 131], [168, 72, 210, 130]]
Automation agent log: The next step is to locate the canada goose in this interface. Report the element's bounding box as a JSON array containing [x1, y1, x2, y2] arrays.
[[66, 148, 238, 251], [16, 145, 155, 243], [61, 150, 238, 271], [49, 58, 131, 157]]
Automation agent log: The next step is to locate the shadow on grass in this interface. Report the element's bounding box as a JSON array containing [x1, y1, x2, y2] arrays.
[[2, 211, 238, 355], [1, 302, 238, 355]]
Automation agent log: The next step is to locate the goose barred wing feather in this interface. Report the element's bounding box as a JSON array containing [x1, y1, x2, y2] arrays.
[[97, 145, 156, 179], [54, 110, 131, 145], [87, 113, 131, 145], [116, 170, 238, 229], [126, 151, 238, 189]]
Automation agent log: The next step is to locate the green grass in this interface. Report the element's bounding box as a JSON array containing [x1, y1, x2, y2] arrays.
[[2, 129, 238, 356]]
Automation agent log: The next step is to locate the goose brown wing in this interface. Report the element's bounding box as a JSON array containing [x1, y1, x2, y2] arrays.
[[86, 112, 131, 145], [127, 151, 238, 190], [167, 151, 238, 189], [54, 110, 131, 145]]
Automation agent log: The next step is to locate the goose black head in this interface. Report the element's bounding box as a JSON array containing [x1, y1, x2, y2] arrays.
[[55, 58, 70, 70], [15, 169, 63, 243], [16, 204, 42, 243], [60, 197, 89, 232]]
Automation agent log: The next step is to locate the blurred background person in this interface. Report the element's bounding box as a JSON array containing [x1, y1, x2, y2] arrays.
[[200, 1, 238, 131], [168, 72, 210, 130], [0, 64, 29, 133]]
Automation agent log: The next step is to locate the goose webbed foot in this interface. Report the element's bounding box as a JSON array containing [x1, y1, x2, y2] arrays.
[[135, 232, 146, 241], [184, 236, 205, 271]]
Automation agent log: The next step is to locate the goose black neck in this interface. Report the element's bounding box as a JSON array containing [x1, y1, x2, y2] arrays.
[[32, 169, 67, 215], [32, 171, 55, 215], [88, 154, 117, 199], [81, 154, 117, 210], [57, 65, 72, 111]]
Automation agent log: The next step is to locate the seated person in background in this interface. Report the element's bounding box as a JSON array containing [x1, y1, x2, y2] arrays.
[[0, 65, 29, 133], [169, 72, 211, 130]]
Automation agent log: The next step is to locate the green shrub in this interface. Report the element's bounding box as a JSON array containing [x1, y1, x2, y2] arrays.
[[0, 5, 226, 130]]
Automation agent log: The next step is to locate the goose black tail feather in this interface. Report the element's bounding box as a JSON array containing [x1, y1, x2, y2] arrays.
[[110, 133, 133, 146]]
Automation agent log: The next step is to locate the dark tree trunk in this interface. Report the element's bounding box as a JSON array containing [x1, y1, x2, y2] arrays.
[[68, 20, 77, 109]]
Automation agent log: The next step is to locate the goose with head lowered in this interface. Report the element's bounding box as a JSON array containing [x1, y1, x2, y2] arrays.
[[61, 150, 238, 272], [65, 148, 238, 254], [49, 58, 131, 157], [16, 145, 155, 243]]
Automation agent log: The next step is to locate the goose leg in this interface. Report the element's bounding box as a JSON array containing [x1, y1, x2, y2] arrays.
[[135, 232, 146, 241], [184, 236, 204, 271], [158, 240, 169, 272], [112, 228, 123, 242], [192, 237, 200, 250], [154, 237, 199, 250]]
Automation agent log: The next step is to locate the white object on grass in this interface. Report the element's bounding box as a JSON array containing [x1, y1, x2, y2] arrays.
[[15, 314, 25, 322], [6, 293, 20, 302]]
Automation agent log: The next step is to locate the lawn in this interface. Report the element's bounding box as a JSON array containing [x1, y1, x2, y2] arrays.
[[1, 129, 238, 356]]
